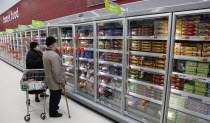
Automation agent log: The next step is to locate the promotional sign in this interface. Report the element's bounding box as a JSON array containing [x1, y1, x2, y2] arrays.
[[0, 32, 3, 35], [87, 0, 117, 7], [18, 25, 28, 30], [6, 29, 14, 33], [32, 20, 44, 27], [105, 0, 122, 14]]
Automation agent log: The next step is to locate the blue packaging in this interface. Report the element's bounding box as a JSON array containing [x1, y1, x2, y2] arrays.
[[80, 51, 85, 58], [113, 29, 123, 36], [105, 29, 114, 36]]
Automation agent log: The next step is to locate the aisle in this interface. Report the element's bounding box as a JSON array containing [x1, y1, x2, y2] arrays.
[[0, 60, 114, 123]]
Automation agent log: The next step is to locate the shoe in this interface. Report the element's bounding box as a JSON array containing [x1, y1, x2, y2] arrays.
[[50, 113, 63, 118], [40, 94, 49, 97], [35, 97, 40, 102]]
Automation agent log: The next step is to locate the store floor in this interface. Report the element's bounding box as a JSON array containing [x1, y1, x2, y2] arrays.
[[0, 60, 114, 123]]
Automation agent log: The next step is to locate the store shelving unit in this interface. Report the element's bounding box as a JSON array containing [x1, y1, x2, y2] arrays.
[[96, 19, 124, 112], [74, 23, 95, 100], [125, 13, 172, 123], [165, 9, 210, 123]]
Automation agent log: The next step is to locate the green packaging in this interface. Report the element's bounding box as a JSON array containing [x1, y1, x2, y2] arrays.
[[194, 91, 206, 96], [196, 67, 209, 73], [98, 40, 105, 49], [185, 71, 196, 75], [185, 66, 197, 72], [195, 86, 207, 93], [186, 61, 197, 67], [183, 88, 194, 93], [198, 62, 210, 69], [197, 72, 208, 77], [184, 84, 195, 90], [195, 81, 207, 88]]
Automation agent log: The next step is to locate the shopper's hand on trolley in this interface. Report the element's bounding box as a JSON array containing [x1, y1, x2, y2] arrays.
[[60, 83, 65, 89]]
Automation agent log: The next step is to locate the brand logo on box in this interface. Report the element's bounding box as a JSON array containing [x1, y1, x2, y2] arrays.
[[3, 7, 19, 24]]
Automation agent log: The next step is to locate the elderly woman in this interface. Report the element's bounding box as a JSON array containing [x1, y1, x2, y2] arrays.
[[26, 42, 49, 102]]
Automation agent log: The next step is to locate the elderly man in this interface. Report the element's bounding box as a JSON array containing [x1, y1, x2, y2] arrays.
[[43, 36, 66, 118]]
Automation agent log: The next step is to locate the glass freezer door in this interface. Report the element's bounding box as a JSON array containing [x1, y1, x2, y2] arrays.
[[125, 13, 172, 123], [166, 10, 210, 123], [75, 23, 95, 100], [96, 19, 124, 112], [60, 26, 75, 88], [39, 29, 47, 51]]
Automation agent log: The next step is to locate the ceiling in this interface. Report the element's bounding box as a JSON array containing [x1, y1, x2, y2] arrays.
[[0, 0, 20, 15]]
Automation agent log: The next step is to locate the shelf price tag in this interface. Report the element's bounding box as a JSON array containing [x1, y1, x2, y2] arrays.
[[198, 78, 208, 83], [74, 36, 79, 40], [127, 36, 132, 39], [138, 68, 144, 71], [181, 36, 189, 39], [151, 36, 157, 39], [198, 58, 208, 62], [202, 100, 210, 104], [159, 55, 166, 58], [126, 66, 131, 69], [126, 80, 130, 83], [200, 36, 209, 40], [171, 74, 178, 78], [126, 52, 131, 54]]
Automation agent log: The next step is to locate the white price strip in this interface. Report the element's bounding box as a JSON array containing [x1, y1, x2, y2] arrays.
[[198, 78, 208, 83], [202, 100, 210, 104], [114, 77, 118, 80], [181, 95, 188, 98], [113, 64, 117, 67], [179, 75, 187, 79]]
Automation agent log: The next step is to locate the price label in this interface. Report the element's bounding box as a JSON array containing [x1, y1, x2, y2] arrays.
[[171, 74, 178, 78], [182, 36, 189, 39], [138, 68, 144, 71], [179, 75, 187, 79], [198, 58, 208, 62], [202, 100, 210, 104], [113, 64, 117, 67], [198, 78, 208, 83], [114, 77, 118, 80], [124, 111, 128, 115], [181, 94, 188, 98], [151, 36, 157, 39], [200, 36, 209, 40], [159, 55, 166, 58], [127, 36, 132, 39], [108, 104, 112, 107], [101, 101, 104, 104]]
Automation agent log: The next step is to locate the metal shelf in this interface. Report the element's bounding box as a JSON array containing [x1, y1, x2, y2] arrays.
[[63, 55, 74, 58], [126, 92, 162, 105], [97, 49, 123, 53], [125, 107, 159, 123], [172, 72, 210, 83], [61, 37, 73, 40], [174, 55, 210, 62], [128, 79, 164, 90], [98, 60, 122, 66], [78, 67, 94, 73], [169, 105, 210, 121], [65, 72, 74, 76], [98, 72, 122, 79], [79, 76, 94, 83], [99, 83, 121, 91], [82, 48, 94, 51], [66, 82, 74, 87], [128, 36, 168, 40], [78, 37, 94, 40], [175, 36, 210, 41], [130, 65, 165, 75], [98, 36, 123, 39], [63, 63, 74, 67], [130, 51, 166, 58], [78, 57, 94, 62], [171, 89, 210, 102], [98, 97, 121, 111]]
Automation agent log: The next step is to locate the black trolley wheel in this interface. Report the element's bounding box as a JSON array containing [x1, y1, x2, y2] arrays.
[[24, 115, 30, 122], [40, 113, 46, 120], [26, 99, 30, 106]]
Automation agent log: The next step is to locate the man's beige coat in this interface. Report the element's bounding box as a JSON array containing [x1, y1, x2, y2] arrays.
[[43, 49, 66, 90]]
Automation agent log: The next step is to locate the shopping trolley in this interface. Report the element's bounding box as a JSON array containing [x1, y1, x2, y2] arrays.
[[20, 69, 47, 122]]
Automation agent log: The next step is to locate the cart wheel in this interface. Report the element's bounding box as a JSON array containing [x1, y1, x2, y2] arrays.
[[26, 100, 30, 106], [40, 113, 46, 120], [24, 115, 30, 122]]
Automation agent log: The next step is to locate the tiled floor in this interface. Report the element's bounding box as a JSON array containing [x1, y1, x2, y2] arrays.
[[0, 60, 114, 123]]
